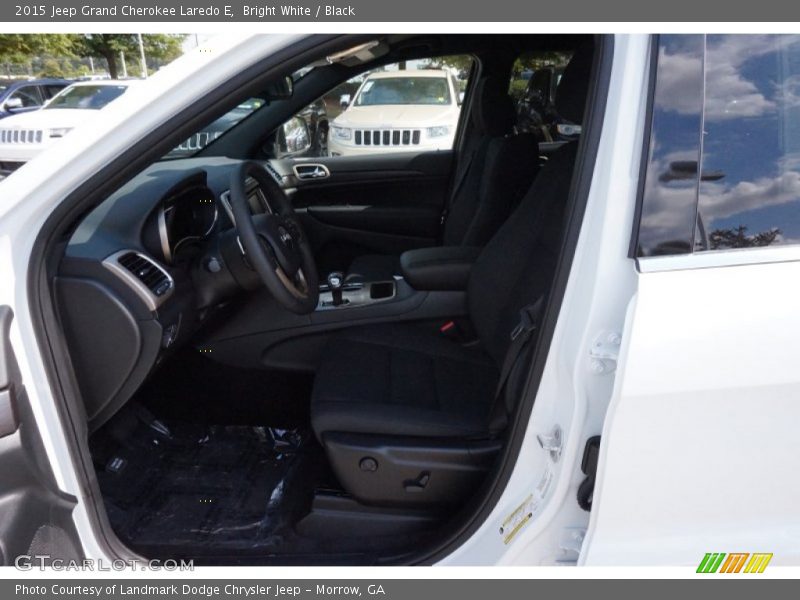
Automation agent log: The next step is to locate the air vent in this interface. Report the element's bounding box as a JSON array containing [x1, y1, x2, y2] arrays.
[[117, 252, 172, 297]]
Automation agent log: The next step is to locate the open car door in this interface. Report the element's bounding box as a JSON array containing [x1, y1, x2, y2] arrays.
[[0, 306, 82, 566]]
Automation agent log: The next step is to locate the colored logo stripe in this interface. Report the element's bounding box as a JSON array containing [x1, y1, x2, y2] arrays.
[[697, 553, 726, 573], [697, 552, 773, 573], [744, 553, 773, 573], [719, 553, 749, 573]]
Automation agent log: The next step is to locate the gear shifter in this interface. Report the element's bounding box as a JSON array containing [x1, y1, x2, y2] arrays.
[[327, 271, 345, 306]]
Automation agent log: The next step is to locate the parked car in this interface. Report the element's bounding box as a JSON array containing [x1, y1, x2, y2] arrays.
[[0, 78, 71, 120], [0, 80, 132, 178], [328, 69, 462, 156], [1, 33, 799, 571], [516, 65, 581, 142]]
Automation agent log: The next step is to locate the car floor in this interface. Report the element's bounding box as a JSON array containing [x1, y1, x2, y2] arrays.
[[89, 349, 434, 565]]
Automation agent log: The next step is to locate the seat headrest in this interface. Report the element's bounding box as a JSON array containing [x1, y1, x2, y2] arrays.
[[471, 76, 515, 137], [555, 42, 594, 125]]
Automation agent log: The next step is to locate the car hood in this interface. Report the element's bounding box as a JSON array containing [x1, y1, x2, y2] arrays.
[[0, 109, 97, 130], [333, 104, 459, 128]]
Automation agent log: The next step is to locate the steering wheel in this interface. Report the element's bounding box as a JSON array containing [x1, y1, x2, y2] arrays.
[[228, 161, 319, 314]]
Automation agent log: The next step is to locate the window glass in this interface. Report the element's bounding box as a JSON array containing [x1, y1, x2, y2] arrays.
[[166, 98, 265, 158], [46, 84, 127, 110], [285, 55, 473, 159], [44, 84, 67, 99], [510, 50, 572, 143], [9, 85, 43, 108], [636, 35, 705, 257], [697, 35, 800, 250]]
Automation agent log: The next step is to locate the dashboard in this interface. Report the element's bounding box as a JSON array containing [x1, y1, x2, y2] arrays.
[[155, 185, 219, 266], [58, 156, 288, 430]]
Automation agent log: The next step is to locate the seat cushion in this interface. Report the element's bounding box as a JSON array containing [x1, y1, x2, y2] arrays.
[[311, 324, 498, 440]]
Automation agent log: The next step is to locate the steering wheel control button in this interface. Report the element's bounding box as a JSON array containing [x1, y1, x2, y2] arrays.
[[205, 257, 222, 273], [359, 457, 378, 472]]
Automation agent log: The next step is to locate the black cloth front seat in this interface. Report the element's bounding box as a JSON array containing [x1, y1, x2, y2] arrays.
[[347, 76, 540, 282], [311, 43, 593, 501]]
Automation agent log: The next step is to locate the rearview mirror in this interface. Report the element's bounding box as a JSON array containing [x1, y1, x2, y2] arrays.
[[264, 76, 294, 100], [4, 97, 24, 111]]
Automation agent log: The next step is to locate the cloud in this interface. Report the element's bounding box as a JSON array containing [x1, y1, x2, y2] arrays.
[[700, 170, 800, 222], [654, 35, 800, 121]]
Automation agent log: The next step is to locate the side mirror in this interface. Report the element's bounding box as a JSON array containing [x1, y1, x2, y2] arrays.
[[277, 116, 311, 157], [4, 97, 24, 111], [457, 91, 465, 105], [339, 94, 351, 108]]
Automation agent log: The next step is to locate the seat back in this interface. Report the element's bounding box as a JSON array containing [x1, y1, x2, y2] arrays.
[[443, 76, 540, 247], [467, 42, 594, 367]]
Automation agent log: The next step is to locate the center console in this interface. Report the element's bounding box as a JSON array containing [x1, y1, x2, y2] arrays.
[[317, 271, 397, 310]]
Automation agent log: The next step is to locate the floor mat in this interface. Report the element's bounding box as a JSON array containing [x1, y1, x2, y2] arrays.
[[92, 414, 321, 556]]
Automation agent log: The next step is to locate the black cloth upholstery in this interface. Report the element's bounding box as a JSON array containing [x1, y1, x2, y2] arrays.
[[346, 84, 539, 282], [445, 131, 539, 247], [469, 141, 577, 366], [311, 324, 498, 439], [399, 245, 481, 291], [471, 76, 516, 136], [313, 47, 592, 442], [346, 253, 400, 283], [555, 41, 594, 125]]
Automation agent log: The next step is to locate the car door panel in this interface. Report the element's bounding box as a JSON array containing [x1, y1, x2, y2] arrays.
[[0, 306, 82, 565], [278, 151, 452, 271]]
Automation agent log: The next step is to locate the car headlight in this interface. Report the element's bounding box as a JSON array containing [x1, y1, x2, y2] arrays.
[[331, 126, 352, 141], [49, 127, 73, 138], [426, 126, 451, 138]]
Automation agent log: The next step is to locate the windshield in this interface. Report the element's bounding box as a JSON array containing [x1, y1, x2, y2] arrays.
[[46, 85, 128, 110], [164, 98, 265, 159], [355, 76, 451, 106]]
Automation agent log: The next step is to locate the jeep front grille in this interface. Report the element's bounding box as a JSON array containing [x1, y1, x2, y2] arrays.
[[0, 129, 43, 144], [353, 129, 421, 147]]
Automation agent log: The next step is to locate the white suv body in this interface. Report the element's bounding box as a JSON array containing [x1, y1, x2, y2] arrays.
[[0, 80, 133, 178], [328, 69, 461, 156], [0, 33, 798, 570]]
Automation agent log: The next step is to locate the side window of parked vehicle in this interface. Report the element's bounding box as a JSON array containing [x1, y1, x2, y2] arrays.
[[8, 85, 43, 108], [278, 55, 473, 159], [637, 34, 800, 257], [43, 84, 67, 99]]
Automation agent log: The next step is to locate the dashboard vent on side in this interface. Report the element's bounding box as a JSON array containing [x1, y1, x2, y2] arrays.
[[117, 252, 172, 297]]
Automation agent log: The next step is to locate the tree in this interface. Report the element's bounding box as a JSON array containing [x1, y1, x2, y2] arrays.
[[71, 34, 185, 79], [708, 225, 782, 249], [0, 34, 74, 78]]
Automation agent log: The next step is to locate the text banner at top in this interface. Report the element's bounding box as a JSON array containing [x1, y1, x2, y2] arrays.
[[5, 0, 800, 22]]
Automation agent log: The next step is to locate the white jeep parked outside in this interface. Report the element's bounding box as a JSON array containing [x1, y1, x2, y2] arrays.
[[328, 69, 462, 156]]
